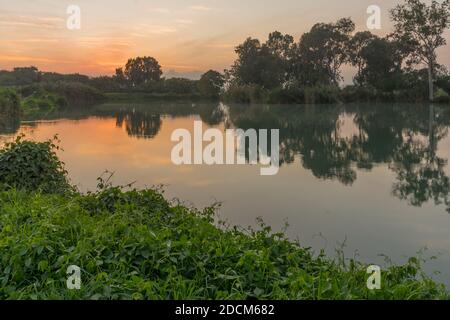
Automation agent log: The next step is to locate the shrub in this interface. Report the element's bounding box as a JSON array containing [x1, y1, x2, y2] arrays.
[[304, 85, 341, 104], [267, 86, 305, 104], [0, 88, 21, 117], [0, 135, 71, 193], [434, 88, 450, 103], [20, 82, 105, 107], [21, 91, 67, 116], [341, 85, 378, 103], [436, 76, 450, 96], [0, 88, 21, 134], [222, 84, 269, 103], [78, 172, 170, 215]]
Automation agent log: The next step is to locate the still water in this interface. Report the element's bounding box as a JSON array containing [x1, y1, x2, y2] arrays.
[[2, 102, 450, 285]]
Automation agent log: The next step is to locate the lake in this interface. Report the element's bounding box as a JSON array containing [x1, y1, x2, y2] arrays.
[[2, 101, 450, 286]]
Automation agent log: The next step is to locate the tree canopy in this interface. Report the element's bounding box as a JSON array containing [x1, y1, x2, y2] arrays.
[[390, 0, 450, 100], [123, 56, 163, 86]]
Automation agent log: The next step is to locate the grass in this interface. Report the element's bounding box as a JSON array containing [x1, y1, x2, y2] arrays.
[[19, 82, 105, 109], [21, 92, 67, 117], [0, 186, 448, 300], [0, 138, 448, 300]]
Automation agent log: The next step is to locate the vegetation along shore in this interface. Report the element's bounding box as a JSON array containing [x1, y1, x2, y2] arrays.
[[0, 136, 448, 299]]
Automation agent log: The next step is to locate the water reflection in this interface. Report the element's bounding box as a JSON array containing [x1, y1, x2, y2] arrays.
[[226, 103, 450, 211], [116, 110, 162, 139], [2, 102, 450, 212]]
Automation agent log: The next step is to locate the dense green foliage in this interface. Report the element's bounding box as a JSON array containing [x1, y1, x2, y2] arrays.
[[0, 136, 70, 194], [21, 91, 67, 117], [0, 139, 448, 300], [1, 82, 104, 119], [0, 89, 21, 135], [0, 181, 447, 299], [20, 82, 105, 108], [0, 66, 219, 100], [197, 70, 225, 98], [0, 88, 21, 118], [222, 84, 270, 104], [0, 86, 67, 118], [119, 56, 163, 86], [223, 0, 450, 104], [390, 0, 450, 101]]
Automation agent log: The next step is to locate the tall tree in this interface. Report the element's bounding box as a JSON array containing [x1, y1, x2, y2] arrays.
[[353, 36, 407, 90], [390, 0, 450, 101], [228, 38, 284, 89], [295, 18, 355, 86], [12, 66, 40, 85], [266, 31, 296, 82], [197, 70, 225, 97], [349, 31, 377, 85], [123, 56, 162, 86]]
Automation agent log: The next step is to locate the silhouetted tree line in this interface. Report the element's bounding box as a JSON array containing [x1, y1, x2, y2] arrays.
[[111, 58, 225, 98], [223, 0, 450, 103], [1, 0, 449, 104], [0, 61, 225, 100], [220, 102, 450, 211]]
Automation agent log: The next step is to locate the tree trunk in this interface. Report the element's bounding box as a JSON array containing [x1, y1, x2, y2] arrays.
[[428, 62, 434, 102], [429, 104, 435, 156]]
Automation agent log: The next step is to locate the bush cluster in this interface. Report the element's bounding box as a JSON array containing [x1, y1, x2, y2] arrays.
[[0, 135, 71, 193]]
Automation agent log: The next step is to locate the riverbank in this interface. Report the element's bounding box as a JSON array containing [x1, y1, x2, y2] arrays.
[[0, 185, 448, 299], [104, 92, 211, 102], [0, 137, 448, 300]]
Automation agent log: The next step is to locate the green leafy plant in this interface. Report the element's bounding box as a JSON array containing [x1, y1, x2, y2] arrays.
[[0, 186, 447, 300], [0, 88, 21, 117], [304, 85, 341, 104], [0, 135, 71, 193], [0, 138, 448, 300], [21, 91, 67, 116]]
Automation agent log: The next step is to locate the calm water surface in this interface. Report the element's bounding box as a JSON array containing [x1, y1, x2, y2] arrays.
[[2, 102, 450, 285]]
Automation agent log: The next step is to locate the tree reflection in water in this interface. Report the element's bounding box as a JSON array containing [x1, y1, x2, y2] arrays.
[[116, 110, 162, 139], [2, 101, 450, 212], [225, 103, 450, 211]]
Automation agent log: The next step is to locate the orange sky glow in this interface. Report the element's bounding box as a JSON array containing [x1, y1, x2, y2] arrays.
[[1, 0, 449, 80]]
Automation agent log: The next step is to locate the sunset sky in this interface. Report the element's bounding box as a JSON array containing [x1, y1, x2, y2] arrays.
[[1, 0, 449, 80]]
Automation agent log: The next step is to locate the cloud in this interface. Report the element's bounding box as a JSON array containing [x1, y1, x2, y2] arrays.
[[189, 5, 212, 12], [7, 38, 59, 43], [147, 8, 170, 14], [0, 14, 64, 29], [175, 19, 194, 25], [0, 55, 61, 63], [135, 24, 178, 35]]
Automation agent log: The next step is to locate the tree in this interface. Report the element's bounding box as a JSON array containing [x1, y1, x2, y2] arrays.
[[349, 31, 377, 84], [390, 0, 450, 101], [12, 66, 40, 85], [353, 36, 406, 90], [266, 31, 295, 60], [266, 31, 296, 82], [123, 56, 162, 86], [295, 18, 355, 86], [197, 70, 225, 97], [228, 37, 284, 89], [114, 67, 127, 86]]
